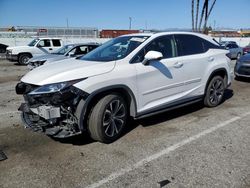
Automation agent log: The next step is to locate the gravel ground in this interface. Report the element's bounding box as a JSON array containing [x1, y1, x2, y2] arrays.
[[0, 59, 249, 188]]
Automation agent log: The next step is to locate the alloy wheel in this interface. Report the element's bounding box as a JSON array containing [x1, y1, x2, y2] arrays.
[[102, 99, 126, 137], [209, 79, 224, 105]]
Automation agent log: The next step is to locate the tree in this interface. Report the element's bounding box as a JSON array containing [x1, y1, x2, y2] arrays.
[[203, 0, 217, 31], [195, 0, 200, 31], [192, 0, 194, 31], [191, 0, 217, 33]]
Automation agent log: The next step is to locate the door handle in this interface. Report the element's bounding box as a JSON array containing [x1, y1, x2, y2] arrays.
[[208, 57, 214, 62], [49, 48, 53, 50], [173, 62, 183, 68]]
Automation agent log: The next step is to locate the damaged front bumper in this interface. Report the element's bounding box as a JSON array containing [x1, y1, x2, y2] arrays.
[[16, 81, 89, 138]]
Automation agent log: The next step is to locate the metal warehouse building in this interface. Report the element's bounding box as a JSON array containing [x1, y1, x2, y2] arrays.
[[0, 26, 99, 38]]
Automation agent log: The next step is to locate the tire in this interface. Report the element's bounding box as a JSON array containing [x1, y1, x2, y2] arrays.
[[88, 94, 128, 143], [204, 76, 225, 107], [18, 54, 31, 65]]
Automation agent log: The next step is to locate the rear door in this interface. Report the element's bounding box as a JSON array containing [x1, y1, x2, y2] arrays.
[[173, 34, 213, 97], [51, 39, 62, 52]]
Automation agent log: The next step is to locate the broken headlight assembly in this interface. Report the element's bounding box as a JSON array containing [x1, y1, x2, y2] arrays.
[[17, 78, 89, 138], [29, 81, 73, 95]]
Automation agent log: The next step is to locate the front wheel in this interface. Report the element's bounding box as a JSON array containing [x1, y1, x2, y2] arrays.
[[88, 94, 128, 143], [18, 54, 31, 65], [204, 76, 225, 107]]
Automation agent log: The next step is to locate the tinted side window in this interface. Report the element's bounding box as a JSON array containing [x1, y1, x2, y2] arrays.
[[202, 39, 221, 51], [132, 35, 176, 63], [226, 44, 233, 49], [175, 34, 204, 56], [231, 44, 238, 48], [38, 39, 51, 47], [52, 39, 61, 47], [88, 45, 98, 51]]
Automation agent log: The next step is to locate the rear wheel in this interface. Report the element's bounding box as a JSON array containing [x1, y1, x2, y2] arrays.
[[204, 76, 225, 107], [18, 54, 31, 65], [88, 94, 128, 143]]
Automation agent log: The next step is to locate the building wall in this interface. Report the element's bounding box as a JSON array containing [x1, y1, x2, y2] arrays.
[[100, 30, 140, 38], [0, 37, 110, 47]]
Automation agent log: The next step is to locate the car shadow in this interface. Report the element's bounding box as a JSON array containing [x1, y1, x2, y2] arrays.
[[221, 88, 234, 104], [150, 61, 173, 79], [136, 101, 204, 127], [51, 132, 94, 146], [14, 63, 23, 66], [53, 89, 234, 145]]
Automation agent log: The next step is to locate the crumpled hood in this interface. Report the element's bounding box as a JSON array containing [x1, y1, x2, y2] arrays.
[[21, 58, 116, 85]]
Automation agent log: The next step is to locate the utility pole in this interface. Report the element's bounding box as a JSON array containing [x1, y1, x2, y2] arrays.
[[66, 18, 69, 28], [129, 17, 132, 30]]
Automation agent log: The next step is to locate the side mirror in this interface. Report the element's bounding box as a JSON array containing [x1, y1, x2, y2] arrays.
[[68, 52, 75, 57], [142, 51, 163, 65]]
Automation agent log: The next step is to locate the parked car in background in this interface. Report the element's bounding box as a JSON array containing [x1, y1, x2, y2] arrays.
[[219, 41, 237, 46], [0, 43, 8, 53], [220, 41, 243, 59], [6, 38, 63, 65], [28, 43, 100, 69], [234, 53, 250, 79], [16, 32, 231, 143], [243, 44, 250, 54]]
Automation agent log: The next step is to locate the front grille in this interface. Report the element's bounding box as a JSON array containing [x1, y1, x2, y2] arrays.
[[238, 66, 250, 75]]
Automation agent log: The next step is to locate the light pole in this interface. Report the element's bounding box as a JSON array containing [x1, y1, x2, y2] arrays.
[[129, 17, 132, 30]]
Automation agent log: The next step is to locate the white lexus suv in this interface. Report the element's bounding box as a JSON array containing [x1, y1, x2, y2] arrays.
[[16, 32, 231, 143]]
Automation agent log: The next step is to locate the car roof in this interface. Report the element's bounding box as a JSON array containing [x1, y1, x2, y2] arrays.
[[33, 37, 62, 40], [122, 31, 218, 45], [65, 43, 100, 47]]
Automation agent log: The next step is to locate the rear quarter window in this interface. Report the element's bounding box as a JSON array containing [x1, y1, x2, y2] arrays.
[[175, 34, 204, 56], [52, 39, 61, 47], [174, 34, 221, 56]]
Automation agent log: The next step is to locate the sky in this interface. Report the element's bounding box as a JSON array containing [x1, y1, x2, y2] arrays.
[[0, 0, 249, 30]]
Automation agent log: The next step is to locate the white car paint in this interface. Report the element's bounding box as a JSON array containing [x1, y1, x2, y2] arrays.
[[21, 32, 231, 114], [6, 38, 63, 58]]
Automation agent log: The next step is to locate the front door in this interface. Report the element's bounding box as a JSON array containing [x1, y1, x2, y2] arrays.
[[134, 35, 188, 113]]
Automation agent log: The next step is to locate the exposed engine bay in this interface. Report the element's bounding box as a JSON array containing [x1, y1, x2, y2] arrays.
[[16, 81, 88, 138]]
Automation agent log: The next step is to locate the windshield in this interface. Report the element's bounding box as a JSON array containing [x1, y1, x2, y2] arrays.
[[81, 36, 149, 62], [53, 44, 74, 55], [28, 39, 39, 46]]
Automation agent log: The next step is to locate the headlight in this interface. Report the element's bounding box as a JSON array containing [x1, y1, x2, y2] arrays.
[[28, 79, 86, 95]]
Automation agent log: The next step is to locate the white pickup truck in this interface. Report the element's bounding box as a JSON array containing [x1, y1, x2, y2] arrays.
[[6, 38, 63, 64]]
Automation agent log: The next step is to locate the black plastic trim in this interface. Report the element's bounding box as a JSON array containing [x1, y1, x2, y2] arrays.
[[135, 95, 203, 119], [76, 85, 137, 131]]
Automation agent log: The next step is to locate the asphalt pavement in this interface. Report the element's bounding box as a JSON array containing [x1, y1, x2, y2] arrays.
[[0, 59, 249, 188]]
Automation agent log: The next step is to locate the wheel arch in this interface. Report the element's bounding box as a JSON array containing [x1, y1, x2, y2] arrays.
[[18, 52, 33, 58], [75, 85, 137, 131], [205, 68, 228, 93]]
